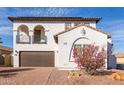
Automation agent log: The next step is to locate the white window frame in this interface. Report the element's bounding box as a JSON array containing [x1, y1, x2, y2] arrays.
[[65, 22, 72, 30]]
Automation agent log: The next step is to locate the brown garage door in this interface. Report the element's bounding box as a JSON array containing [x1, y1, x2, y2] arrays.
[[19, 51, 54, 67]]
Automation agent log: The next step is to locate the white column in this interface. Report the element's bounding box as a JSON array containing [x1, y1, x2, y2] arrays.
[[13, 51, 19, 67], [13, 30, 20, 67], [29, 30, 34, 44], [71, 23, 75, 27]]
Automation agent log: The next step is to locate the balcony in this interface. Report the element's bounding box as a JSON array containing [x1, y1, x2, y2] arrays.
[[32, 35, 47, 44], [16, 35, 31, 44], [16, 35, 47, 44]]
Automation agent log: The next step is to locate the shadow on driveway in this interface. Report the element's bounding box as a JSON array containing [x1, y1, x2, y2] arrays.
[[0, 68, 34, 78]]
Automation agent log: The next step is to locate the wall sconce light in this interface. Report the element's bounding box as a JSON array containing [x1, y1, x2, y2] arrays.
[[81, 28, 86, 36], [15, 50, 19, 54], [14, 50, 19, 56]]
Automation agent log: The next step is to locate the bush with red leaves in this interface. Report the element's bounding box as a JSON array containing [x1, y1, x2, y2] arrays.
[[73, 44, 106, 75]]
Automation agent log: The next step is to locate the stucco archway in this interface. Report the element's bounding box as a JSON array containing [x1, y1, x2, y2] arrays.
[[17, 25, 29, 42], [69, 37, 92, 62], [18, 25, 29, 36], [33, 25, 45, 43]]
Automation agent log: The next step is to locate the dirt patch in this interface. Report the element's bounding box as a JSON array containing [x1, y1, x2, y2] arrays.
[[46, 69, 124, 85]]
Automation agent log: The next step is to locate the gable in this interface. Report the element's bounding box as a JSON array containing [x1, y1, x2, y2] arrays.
[[54, 24, 110, 37]]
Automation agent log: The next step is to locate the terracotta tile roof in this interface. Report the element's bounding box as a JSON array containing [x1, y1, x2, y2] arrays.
[[8, 17, 101, 23], [54, 23, 110, 37], [0, 45, 12, 52], [115, 53, 124, 58]]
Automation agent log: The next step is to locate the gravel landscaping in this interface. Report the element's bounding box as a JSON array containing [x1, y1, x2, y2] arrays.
[[0, 67, 124, 85]]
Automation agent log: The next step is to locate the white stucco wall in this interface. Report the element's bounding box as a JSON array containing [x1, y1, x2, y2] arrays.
[[58, 25, 108, 68], [13, 22, 66, 67], [12, 21, 109, 69], [107, 39, 116, 69]]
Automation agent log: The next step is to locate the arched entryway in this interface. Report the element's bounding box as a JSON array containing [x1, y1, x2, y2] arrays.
[[33, 25, 46, 43], [17, 25, 30, 43], [69, 37, 92, 62]]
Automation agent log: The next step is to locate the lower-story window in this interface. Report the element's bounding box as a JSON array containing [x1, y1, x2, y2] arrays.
[[65, 22, 72, 30], [74, 44, 82, 48]]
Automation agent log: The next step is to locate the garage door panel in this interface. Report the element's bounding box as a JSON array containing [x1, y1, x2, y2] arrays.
[[20, 51, 54, 67]]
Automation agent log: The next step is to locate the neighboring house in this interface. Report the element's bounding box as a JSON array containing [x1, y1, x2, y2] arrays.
[[115, 53, 124, 69], [115, 53, 124, 64], [8, 17, 114, 69], [0, 45, 12, 66]]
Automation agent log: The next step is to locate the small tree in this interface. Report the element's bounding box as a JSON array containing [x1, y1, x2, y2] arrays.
[[73, 44, 106, 75], [0, 36, 2, 44]]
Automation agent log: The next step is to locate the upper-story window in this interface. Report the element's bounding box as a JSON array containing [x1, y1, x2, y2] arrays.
[[17, 25, 30, 43], [33, 25, 47, 44], [65, 22, 72, 30], [74, 22, 81, 26], [74, 22, 89, 26]]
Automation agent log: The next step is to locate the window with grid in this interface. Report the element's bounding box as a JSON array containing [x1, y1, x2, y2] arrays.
[[65, 23, 72, 30], [74, 22, 90, 26], [74, 44, 82, 48], [74, 22, 81, 26]]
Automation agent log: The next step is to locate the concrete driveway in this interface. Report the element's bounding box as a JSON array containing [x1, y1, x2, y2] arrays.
[[0, 67, 75, 85], [0, 67, 54, 85]]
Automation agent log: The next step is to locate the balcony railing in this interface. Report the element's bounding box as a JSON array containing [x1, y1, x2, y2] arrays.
[[32, 35, 47, 44], [16, 35, 47, 44], [16, 35, 31, 44]]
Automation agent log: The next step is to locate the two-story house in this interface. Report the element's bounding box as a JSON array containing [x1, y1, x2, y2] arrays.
[[8, 17, 115, 69]]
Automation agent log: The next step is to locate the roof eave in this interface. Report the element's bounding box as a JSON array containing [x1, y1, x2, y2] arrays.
[[8, 17, 101, 22]]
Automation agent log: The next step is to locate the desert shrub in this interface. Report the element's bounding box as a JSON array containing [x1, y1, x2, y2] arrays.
[[73, 44, 106, 75]]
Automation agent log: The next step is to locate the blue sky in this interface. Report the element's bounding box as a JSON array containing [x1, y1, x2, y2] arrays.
[[0, 7, 124, 53]]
